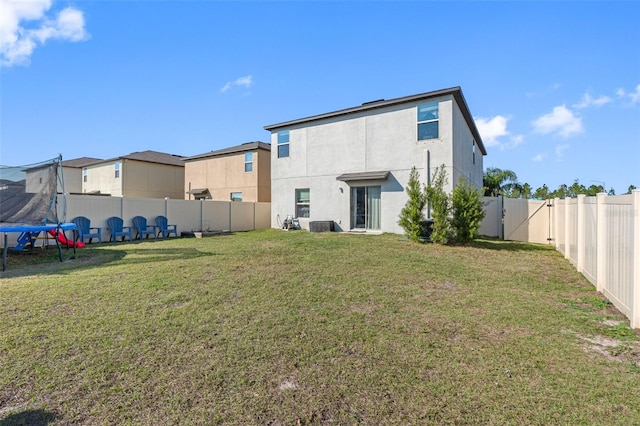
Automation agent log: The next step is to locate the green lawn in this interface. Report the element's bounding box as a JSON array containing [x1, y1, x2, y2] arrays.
[[1, 230, 639, 425]]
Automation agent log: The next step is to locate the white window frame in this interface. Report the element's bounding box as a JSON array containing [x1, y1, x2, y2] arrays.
[[277, 130, 290, 158], [417, 102, 439, 140], [244, 152, 253, 172], [295, 188, 310, 218]]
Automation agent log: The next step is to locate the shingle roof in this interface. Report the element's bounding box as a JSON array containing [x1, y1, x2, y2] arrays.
[[94, 150, 185, 167], [121, 150, 185, 166], [264, 86, 486, 155], [61, 157, 103, 168], [184, 141, 271, 162]]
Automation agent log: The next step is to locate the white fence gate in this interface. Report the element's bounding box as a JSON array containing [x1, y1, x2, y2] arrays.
[[481, 192, 640, 329]]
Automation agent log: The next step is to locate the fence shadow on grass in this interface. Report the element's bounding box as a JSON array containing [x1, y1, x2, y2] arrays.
[[471, 238, 553, 253], [0, 409, 58, 426], [1, 246, 216, 278]]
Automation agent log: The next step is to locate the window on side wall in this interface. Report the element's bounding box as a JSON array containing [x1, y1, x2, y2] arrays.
[[472, 139, 476, 165], [417, 102, 439, 140], [83, 168, 88, 182], [231, 192, 243, 202], [115, 161, 120, 178], [244, 152, 253, 172], [295, 188, 310, 218], [277, 130, 289, 158]]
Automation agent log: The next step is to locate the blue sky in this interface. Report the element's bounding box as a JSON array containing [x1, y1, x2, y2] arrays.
[[1, 1, 638, 194]]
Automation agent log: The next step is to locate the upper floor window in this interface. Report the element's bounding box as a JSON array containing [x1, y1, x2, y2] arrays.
[[417, 102, 439, 140], [277, 130, 289, 158], [115, 161, 121, 178], [472, 139, 476, 165], [295, 188, 310, 218], [83, 168, 88, 182], [244, 152, 253, 172], [231, 192, 243, 202]]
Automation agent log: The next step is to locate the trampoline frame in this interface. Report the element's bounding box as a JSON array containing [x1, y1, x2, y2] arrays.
[[1, 222, 77, 271]]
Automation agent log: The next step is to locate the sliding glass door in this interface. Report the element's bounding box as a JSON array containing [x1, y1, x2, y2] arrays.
[[351, 186, 381, 230]]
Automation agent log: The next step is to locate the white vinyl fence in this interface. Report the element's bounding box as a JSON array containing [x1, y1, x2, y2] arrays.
[[1, 195, 271, 247], [481, 192, 640, 329]]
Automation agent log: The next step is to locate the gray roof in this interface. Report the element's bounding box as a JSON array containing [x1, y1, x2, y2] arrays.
[[264, 86, 487, 155], [184, 141, 271, 162], [98, 150, 185, 167], [61, 157, 103, 168]]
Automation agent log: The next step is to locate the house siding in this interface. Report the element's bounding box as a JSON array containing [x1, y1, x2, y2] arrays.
[[268, 89, 485, 234], [184, 146, 271, 203], [84, 162, 123, 196], [123, 160, 185, 199]]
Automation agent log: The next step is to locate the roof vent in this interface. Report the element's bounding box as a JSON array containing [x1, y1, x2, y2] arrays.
[[362, 99, 385, 106]]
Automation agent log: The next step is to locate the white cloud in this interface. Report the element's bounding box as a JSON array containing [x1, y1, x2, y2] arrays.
[[616, 84, 640, 105], [555, 144, 570, 158], [510, 134, 524, 148], [532, 153, 544, 162], [532, 105, 583, 138], [573, 92, 612, 109], [0, 0, 89, 67], [474, 115, 508, 147], [220, 75, 254, 93]]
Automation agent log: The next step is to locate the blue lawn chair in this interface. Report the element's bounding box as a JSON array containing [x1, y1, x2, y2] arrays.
[[155, 215, 178, 239], [132, 216, 157, 240], [107, 216, 133, 242], [71, 216, 102, 244]]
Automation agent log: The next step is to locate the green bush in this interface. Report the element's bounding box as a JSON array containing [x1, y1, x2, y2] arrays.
[[426, 165, 452, 244], [398, 166, 428, 242], [451, 176, 486, 244]]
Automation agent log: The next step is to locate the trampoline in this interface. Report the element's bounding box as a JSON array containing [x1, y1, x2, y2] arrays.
[[0, 155, 78, 271], [0, 222, 77, 271]]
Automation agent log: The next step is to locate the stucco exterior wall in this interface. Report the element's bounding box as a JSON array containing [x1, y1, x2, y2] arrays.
[[123, 160, 185, 199], [84, 162, 123, 196], [62, 167, 82, 194], [83, 160, 184, 198], [270, 94, 483, 234], [184, 149, 271, 202], [452, 101, 484, 189]]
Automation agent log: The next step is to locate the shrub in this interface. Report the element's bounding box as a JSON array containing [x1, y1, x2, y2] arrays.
[[451, 176, 486, 244], [426, 165, 452, 244], [398, 166, 428, 242]]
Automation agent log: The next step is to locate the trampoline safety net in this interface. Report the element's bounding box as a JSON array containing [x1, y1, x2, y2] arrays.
[[0, 156, 66, 225]]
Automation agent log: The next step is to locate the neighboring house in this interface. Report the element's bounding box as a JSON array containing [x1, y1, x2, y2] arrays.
[[61, 157, 102, 194], [82, 150, 185, 199], [183, 141, 271, 202], [264, 86, 487, 234]]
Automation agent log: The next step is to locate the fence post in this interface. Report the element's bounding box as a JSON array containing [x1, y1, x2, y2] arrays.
[[632, 190, 640, 329], [554, 197, 560, 250], [498, 195, 504, 240], [564, 197, 571, 260], [596, 193, 607, 293], [577, 195, 585, 274], [200, 199, 204, 232]]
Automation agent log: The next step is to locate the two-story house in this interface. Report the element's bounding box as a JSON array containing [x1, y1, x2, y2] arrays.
[[183, 141, 271, 202], [82, 150, 185, 198], [61, 157, 102, 194], [264, 86, 486, 234]]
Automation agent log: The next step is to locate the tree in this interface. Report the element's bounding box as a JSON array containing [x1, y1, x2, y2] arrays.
[[627, 185, 637, 194], [483, 167, 520, 197], [533, 184, 550, 200], [451, 176, 486, 244], [398, 166, 428, 242], [426, 165, 452, 244]]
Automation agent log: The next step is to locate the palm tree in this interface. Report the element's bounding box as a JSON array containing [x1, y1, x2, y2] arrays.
[[483, 167, 520, 197]]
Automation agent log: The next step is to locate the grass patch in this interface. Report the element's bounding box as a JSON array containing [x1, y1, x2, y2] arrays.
[[2, 230, 640, 424]]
